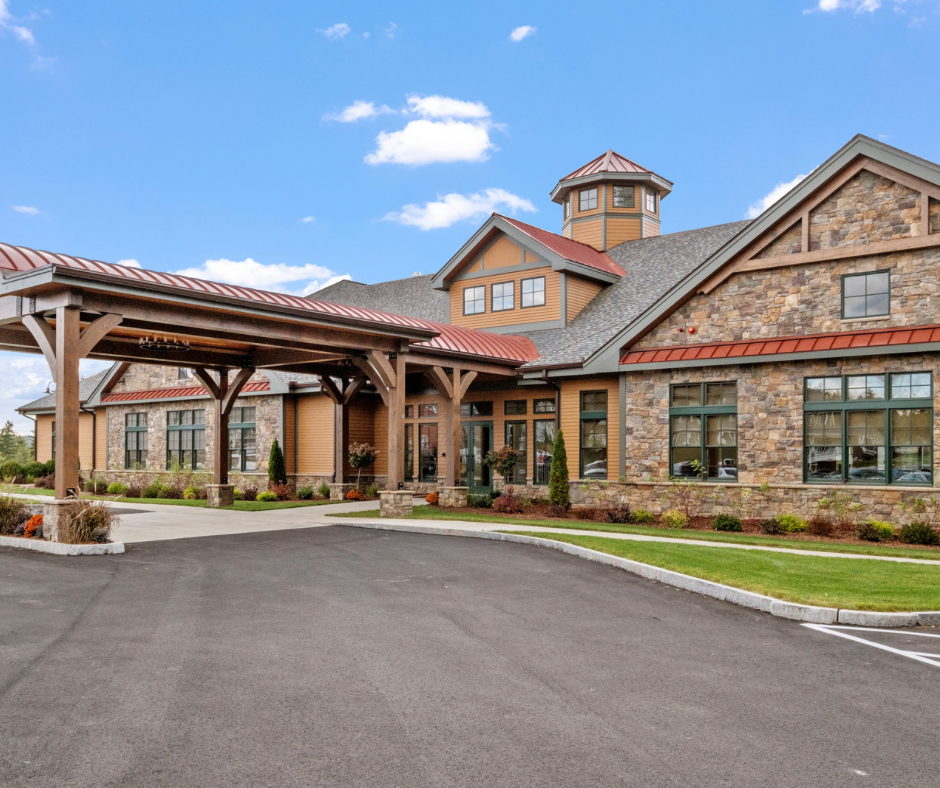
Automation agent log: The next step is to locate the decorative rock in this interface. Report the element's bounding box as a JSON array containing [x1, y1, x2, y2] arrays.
[[330, 483, 357, 502], [380, 490, 413, 519], [438, 486, 469, 508], [206, 484, 235, 508]]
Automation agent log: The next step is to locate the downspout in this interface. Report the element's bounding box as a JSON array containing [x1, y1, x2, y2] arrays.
[[540, 369, 561, 432]]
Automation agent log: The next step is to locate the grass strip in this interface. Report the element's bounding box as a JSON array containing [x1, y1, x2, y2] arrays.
[[502, 532, 940, 612], [329, 507, 940, 561], [0, 485, 55, 497], [2, 487, 331, 511]]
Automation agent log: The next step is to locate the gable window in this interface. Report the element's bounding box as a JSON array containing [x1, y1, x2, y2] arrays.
[[804, 373, 932, 485], [178, 367, 193, 380], [505, 400, 527, 416], [167, 409, 206, 470], [125, 413, 149, 469], [521, 276, 546, 308], [505, 421, 527, 484], [579, 188, 598, 212], [669, 382, 738, 480], [580, 390, 608, 479], [228, 406, 256, 472], [842, 271, 890, 319], [644, 187, 658, 213], [463, 285, 486, 315], [612, 185, 634, 208], [492, 281, 515, 312]]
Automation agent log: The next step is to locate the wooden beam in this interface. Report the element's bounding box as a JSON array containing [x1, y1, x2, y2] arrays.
[[424, 366, 453, 399], [458, 370, 478, 398], [212, 371, 230, 485], [801, 210, 810, 253], [863, 159, 940, 203], [366, 349, 397, 389], [190, 366, 221, 400], [342, 376, 366, 405], [54, 306, 81, 499], [78, 313, 122, 357], [221, 367, 256, 416], [101, 362, 131, 395], [319, 375, 342, 405], [922, 192, 931, 237], [22, 315, 57, 382], [350, 357, 389, 406], [334, 387, 349, 485], [385, 352, 407, 490], [404, 351, 519, 377]]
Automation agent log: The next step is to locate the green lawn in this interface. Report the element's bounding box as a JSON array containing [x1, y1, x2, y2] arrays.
[[504, 532, 940, 612], [0, 485, 54, 497], [328, 506, 940, 561]]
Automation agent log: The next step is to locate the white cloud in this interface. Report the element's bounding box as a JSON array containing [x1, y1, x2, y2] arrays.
[[0, 0, 35, 45], [320, 22, 351, 39], [406, 94, 489, 119], [746, 174, 808, 219], [384, 22, 397, 38], [362, 31, 370, 38], [384, 188, 536, 230], [301, 216, 315, 223], [12, 205, 39, 215], [808, 0, 884, 12], [324, 100, 397, 123], [509, 25, 536, 42], [116, 259, 141, 268], [174, 257, 349, 296], [305, 274, 352, 295]]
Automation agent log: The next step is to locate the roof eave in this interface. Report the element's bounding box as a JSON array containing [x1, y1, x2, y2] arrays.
[[550, 172, 674, 203]]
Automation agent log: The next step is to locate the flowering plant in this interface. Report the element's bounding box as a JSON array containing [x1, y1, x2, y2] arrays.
[[24, 514, 43, 538]]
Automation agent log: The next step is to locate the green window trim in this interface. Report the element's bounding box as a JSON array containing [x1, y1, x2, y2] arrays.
[[505, 420, 528, 484], [534, 419, 556, 485], [419, 423, 439, 482], [841, 270, 890, 319], [504, 400, 527, 416], [166, 409, 206, 471], [579, 390, 608, 479], [533, 398, 556, 414], [669, 382, 738, 482], [803, 372, 933, 486], [124, 412, 149, 470], [228, 406, 256, 473]]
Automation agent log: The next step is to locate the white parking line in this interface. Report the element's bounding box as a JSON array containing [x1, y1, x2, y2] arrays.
[[803, 623, 940, 668]]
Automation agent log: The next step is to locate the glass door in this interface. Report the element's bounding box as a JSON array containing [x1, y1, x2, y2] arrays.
[[460, 421, 493, 493]]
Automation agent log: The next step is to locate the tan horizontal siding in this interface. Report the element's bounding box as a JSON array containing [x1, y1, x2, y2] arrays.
[[482, 235, 522, 269], [296, 393, 334, 475], [566, 275, 603, 323], [572, 219, 603, 250], [79, 412, 94, 471], [346, 401, 376, 477], [572, 186, 603, 219], [560, 376, 620, 481], [36, 415, 53, 464], [643, 218, 660, 238], [606, 217, 642, 248], [450, 267, 560, 328], [284, 397, 295, 474], [95, 409, 107, 470], [373, 402, 388, 475]]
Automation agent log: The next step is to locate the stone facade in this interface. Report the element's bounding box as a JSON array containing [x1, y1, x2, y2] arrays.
[[438, 486, 469, 508], [380, 490, 413, 518], [756, 221, 802, 259], [930, 198, 940, 235]]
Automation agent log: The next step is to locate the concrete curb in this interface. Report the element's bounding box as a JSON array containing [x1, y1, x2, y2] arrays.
[[0, 535, 126, 556], [344, 521, 937, 627]]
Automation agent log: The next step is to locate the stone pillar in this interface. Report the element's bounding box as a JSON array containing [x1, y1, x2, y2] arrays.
[[438, 486, 469, 508], [380, 490, 413, 518], [206, 484, 235, 508], [329, 482, 356, 501], [43, 498, 80, 542]]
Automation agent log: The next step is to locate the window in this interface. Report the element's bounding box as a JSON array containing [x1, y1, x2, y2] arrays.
[[463, 285, 486, 315], [492, 281, 515, 312], [669, 382, 738, 480], [579, 188, 598, 211], [644, 187, 658, 213], [460, 401, 493, 417], [505, 400, 527, 416], [564, 196, 570, 220], [612, 185, 634, 208], [419, 404, 438, 418], [228, 407, 256, 472], [404, 423, 414, 482], [419, 423, 438, 482], [534, 420, 556, 485], [404, 405, 414, 419], [178, 367, 193, 380], [521, 276, 546, 308], [125, 412, 148, 469], [167, 409, 206, 470], [804, 373, 933, 485], [51, 420, 56, 460], [533, 398, 556, 414], [580, 390, 608, 479], [505, 422, 527, 484], [842, 271, 890, 319]]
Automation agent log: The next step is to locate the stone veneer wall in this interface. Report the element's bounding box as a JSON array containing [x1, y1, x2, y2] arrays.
[[756, 221, 802, 258]]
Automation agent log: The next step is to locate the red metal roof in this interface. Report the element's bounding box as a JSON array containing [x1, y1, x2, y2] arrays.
[[560, 150, 652, 182], [416, 321, 539, 364], [499, 216, 625, 278], [102, 380, 271, 403], [621, 325, 940, 365]]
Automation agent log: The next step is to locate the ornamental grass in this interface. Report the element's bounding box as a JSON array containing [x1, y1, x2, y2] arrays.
[[57, 500, 119, 544]]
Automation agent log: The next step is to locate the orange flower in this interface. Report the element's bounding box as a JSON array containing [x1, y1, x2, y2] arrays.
[[24, 514, 43, 538]]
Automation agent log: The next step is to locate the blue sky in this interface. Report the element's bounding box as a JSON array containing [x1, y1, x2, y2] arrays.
[[1, 0, 937, 430]]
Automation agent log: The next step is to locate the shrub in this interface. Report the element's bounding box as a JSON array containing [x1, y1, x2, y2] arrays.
[[84, 477, 108, 494], [268, 438, 287, 486], [233, 488, 243, 501], [348, 442, 378, 487], [269, 482, 294, 501], [240, 485, 260, 502], [0, 495, 29, 535], [632, 509, 655, 524], [159, 485, 183, 499], [24, 514, 43, 538], [774, 514, 807, 533], [605, 503, 632, 524], [124, 484, 142, 499], [345, 489, 364, 501], [22, 461, 45, 481], [548, 429, 570, 508], [574, 507, 601, 521], [547, 504, 569, 518], [713, 513, 742, 532], [257, 491, 278, 502], [425, 492, 440, 505], [0, 460, 23, 481], [899, 522, 940, 546], [760, 518, 785, 535], [807, 513, 835, 537], [142, 481, 164, 499], [492, 493, 522, 514], [855, 519, 894, 542], [35, 474, 55, 489], [107, 482, 128, 496], [183, 485, 198, 500], [297, 486, 314, 500], [468, 494, 492, 509], [57, 500, 119, 544], [661, 509, 689, 529], [317, 483, 331, 499], [483, 446, 520, 490], [363, 483, 379, 498]]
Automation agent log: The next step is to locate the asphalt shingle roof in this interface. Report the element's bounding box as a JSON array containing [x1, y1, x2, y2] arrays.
[[17, 368, 112, 412], [315, 275, 449, 323]]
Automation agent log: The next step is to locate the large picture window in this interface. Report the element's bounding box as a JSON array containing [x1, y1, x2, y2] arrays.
[[463, 285, 485, 315], [492, 281, 514, 312], [167, 409, 206, 470], [125, 412, 148, 469], [419, 423, 438, 482], [534, 419, 556, 485], [520, 276, 546, 308], [804, 372, 932, 485], [842, 271, 890, 319], [228, 406, 256, 472], [669, 382, 738, 480], [505, 421, 527, 484], [579, 390, 608, 479]]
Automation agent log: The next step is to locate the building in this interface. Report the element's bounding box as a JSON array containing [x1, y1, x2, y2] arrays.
[[17, 134, 940, 519]]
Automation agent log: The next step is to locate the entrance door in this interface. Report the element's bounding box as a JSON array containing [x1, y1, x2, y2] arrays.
[[460, 421, 493, 493]]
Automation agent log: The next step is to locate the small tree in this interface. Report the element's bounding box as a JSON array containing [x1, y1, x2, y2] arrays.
[[268, 438, 287, 486], [548, 429, 570, 508], [483, 445, 520, 494], [348, 442, 378, 488]]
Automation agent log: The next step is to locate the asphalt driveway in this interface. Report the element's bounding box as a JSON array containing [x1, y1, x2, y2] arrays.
[[1, 526, 937, 787]]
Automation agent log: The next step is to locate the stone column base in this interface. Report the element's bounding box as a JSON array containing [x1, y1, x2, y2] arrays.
[[438, 486, 469, 508], [42, 498, 81, 542], [206, 484, 235, 508], [380, 490, 413, 518], [330, 483, 357, 502]]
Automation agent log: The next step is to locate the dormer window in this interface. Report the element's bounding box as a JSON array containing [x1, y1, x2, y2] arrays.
[[842, 270, 890, 319], [463, 285, 486, 315], [579, 188, 598, 211], [521, 276, 546, 308], [613, 185, 634, 208], [644, 187, 658, 213], [492, 281, 515, 312]]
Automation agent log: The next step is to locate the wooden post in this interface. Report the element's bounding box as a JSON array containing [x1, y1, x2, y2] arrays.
[[386, 352, 407, 490], [318, 375, 366, 486], [450, 369, 462, 486], [214, 370, 230, 485], [54, 306, 81, 499]]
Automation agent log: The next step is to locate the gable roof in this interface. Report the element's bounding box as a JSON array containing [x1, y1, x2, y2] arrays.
[[16, 368, 111, 413], [315, 274, 449, 322], [500, 216, 626, 277]]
